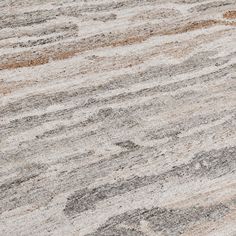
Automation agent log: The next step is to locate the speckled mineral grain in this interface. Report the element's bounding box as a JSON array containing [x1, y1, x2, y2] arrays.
[[0, 0, 236, 235]]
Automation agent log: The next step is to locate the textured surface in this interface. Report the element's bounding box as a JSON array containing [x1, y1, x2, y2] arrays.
[[0, 0, 236, 235]]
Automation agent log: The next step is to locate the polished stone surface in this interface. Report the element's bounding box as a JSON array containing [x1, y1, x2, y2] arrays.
[[0, 0, 236, 235]]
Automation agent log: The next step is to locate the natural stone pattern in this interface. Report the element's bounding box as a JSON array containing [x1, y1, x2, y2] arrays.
[[0, 0, 236, 235]]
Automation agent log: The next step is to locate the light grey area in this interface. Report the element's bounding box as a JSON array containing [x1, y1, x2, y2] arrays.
[[0, 0, 236, 235]]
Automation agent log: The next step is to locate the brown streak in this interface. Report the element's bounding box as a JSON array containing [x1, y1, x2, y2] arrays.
[[1, 20, 236, 70], [0, 81, 35, 95], [223, 10, 236, 19]]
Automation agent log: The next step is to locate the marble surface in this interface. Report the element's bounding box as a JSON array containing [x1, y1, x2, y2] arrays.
[[0, 0, 236, 235]]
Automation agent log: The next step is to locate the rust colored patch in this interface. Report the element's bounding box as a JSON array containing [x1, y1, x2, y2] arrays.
[[223, 10, 236, 19], [0, 50, 78, 71]]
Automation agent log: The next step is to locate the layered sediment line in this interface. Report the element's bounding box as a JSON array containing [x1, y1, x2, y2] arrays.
[[0, 0, 236, 235]]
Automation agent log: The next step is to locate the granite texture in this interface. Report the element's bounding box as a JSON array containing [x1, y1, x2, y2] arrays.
[[0, 0, 236, 235]]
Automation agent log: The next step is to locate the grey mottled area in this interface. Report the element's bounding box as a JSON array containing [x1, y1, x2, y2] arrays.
[[0, 0, 236, 235]]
